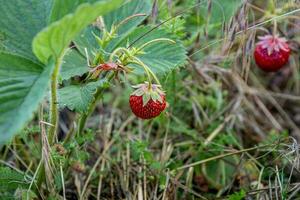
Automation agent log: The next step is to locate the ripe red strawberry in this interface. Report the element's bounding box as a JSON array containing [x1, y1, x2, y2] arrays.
[[129, 83, 166, 119], [254, 34, 290, 72]]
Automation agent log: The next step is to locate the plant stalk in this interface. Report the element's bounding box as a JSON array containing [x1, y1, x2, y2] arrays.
[[36, 56, 62, 190], [48, 57, 62, 145], [78, 72, 115, 135]]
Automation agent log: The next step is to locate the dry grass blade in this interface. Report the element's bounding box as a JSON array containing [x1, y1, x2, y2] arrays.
[[80, 138, 115, 199], [177, 144, 275, 170]]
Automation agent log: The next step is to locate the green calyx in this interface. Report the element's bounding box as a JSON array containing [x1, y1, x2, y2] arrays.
[[132, 82, 165, 106]]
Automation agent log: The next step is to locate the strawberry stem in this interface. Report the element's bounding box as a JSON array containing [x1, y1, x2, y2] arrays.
[[115, 14, 147, 29], [131, 60, 153, 86], [273, 19, 277, 37], [36, 54, 64, 190], [109, 47, 160, 86], [132, 57, 161, 85], [48, 56, 63, 145], [78, 72, 116, 134], [94, 14, 146, 50], [109, 47, 131, 62], [136, 38, 175, 52]]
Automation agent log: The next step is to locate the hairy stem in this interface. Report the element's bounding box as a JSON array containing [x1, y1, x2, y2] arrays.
[[136, 38, 175, 52], [109, 47, 130, 62], [36, 57, 62, 190], [48, 57, 62, 145], [78, 72, 115, 135], [273, 19, 277, 36], [132, 57, 161, 85]]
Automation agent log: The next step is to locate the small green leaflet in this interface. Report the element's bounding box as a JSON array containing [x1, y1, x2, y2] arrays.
[[60, 49, 88, 80], [0, 167, 31, 191], [58, 80, 109, 113], [119, 26, 187, 75]]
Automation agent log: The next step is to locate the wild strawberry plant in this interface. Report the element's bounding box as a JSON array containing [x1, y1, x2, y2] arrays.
[[0, 0, 186, 144], [1, 0, 298, 199]]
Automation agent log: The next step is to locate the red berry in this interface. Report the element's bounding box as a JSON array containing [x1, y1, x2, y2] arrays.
[[130, 95, 166, 119], [254, 35, 290, 72], [129, 83, 166, 119]]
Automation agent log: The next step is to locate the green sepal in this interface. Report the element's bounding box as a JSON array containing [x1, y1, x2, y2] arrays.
[[150, 91, 162, 103], [142, 93, 151, 106], [131, 82, 165, 106], [133, 88, 145, 96]]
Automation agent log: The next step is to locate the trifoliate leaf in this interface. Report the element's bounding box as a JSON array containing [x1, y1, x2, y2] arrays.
[[58, 80, 108, 113]]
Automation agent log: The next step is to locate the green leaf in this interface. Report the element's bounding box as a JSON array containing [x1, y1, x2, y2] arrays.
[[49, 0, 85, 23], [60, 49, 88, 80], [0, 52, 54, 144], [103, 0, 151, 37], [0, 167, 30, 191], [70, 0, 152, 73], [33, 0, 123, 64], [118, 26, 187, 75], [73, 25, 102, 57], [103, 0, 151, 51], [202, 155, 239, 189], [73, 0, 151, 55], [0, 0, 52, 61], [228, 190, 246, 200], [21, 189, 38, 200], [58, 80, 108, 113], [0, 194, 15, 200], [60, 0, 152, 80], [49, 0, 112, 23], [60, 1, 186, 81]]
